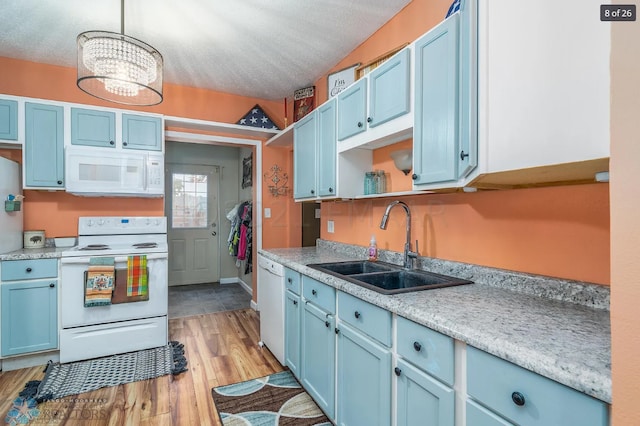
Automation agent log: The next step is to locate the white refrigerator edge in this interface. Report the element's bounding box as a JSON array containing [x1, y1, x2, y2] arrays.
[[0, 156, 24, 254]]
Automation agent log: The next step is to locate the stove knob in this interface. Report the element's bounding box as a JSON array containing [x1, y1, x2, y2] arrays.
[[87, 220, 94, 227], [98, 219, 105, 226], [146, 219, 152, 226]]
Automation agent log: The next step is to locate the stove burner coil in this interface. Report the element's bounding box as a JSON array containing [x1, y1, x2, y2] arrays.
[[133, 242, 158, 249], [79, 244, 110, 251]]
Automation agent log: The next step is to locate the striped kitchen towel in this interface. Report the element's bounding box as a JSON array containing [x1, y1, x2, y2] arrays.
[[127, 255, 148, 297], [84, 257, 115, 307]]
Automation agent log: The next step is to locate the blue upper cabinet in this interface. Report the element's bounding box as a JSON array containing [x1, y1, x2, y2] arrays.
[[317, 99, 337, 197], [71, 107, 116, 148], [368, 48, 411, 128], [413, 13, 460, 186], [25, 102, 64, 188], [122, 113, 162, 151], [293, 111, 318, 199], [337, 78, 367, 141], [458, 0, 478, 178], [0, 99, 18, 140]]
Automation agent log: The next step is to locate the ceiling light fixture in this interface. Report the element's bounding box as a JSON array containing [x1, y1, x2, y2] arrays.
[[76, 0, 163, 106]]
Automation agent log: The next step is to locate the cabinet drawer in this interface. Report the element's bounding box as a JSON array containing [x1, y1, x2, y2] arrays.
[[1, 259, 58, 281], [302, 275, 335, 314], [285, 268, 301, 295], [466, 400, 514, 426], [338, 291, 391, 347], [397, 316, 454, 386], [467, 346, 608, 426]]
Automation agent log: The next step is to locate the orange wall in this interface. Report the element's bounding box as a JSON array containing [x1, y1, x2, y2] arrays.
[[0, 57, 293, 248], [321, 184, 609, 285], [610, 12, 639, 424]]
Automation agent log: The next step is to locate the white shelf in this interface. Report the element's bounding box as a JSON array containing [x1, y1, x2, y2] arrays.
[[352, 190, 433, 200], [266, 123, 294, 147], [164, 115, 279, 140]]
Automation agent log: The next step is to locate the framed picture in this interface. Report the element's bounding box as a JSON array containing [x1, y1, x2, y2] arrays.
[[356, 43, 409, 79], [293, 86, 316, 122], [241, 153, 252, 189], [327, 63, 360, 99]]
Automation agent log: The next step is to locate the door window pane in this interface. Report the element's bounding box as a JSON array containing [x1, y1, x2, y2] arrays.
[[172, 173, 207, 228]]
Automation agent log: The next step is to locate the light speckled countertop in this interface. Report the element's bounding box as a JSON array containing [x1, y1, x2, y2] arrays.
[[0, 247, 68, 260], [259, 241, 611, 403]]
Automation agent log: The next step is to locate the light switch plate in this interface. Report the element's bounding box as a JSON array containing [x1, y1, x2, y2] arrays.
[[315, 208, 321, 219], [264, 208, 271, 218], [327, 220, 334, 233]]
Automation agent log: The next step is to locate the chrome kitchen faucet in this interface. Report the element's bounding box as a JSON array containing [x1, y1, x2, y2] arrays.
[[380, 200, 419, 269]]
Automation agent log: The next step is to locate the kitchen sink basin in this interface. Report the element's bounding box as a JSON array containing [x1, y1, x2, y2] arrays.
[[307, 261, 473, 295], [309, 260, 396, 275]]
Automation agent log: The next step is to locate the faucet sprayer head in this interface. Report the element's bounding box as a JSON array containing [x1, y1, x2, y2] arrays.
[[380, 214, 390, 229]]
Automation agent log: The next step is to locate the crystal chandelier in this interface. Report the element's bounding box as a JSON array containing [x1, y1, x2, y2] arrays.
[[77, 0, 163, 106]]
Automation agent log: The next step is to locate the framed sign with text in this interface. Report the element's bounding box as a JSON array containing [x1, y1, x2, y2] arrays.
[[327, 63, 360, 99]]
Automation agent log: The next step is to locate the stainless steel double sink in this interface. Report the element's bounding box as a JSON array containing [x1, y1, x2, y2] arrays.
[[307, 260, 473, 295]]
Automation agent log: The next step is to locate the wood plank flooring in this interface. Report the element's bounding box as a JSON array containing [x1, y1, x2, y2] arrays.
[[0, 309, 283, 425]]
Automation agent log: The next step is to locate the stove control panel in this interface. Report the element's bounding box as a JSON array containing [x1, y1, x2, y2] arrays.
[[79, 216, 167, 235]]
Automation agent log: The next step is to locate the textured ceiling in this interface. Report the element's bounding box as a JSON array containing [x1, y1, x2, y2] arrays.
[[0, 0, 411, 100]]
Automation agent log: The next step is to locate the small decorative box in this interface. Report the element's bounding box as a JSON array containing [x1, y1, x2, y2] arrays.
[[4, 200, 21, 212]]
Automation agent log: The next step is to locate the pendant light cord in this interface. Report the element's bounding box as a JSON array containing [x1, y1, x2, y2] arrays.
[[120, 0, 125, 35]]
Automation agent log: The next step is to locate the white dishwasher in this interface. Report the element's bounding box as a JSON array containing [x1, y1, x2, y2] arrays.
[[257, 255, 285, 365]]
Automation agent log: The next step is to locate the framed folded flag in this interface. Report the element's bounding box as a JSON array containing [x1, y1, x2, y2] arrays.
[[237, 105, 280, 130]]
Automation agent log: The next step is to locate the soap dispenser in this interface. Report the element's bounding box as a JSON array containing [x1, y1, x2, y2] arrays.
[[368, 235, 378, 261]]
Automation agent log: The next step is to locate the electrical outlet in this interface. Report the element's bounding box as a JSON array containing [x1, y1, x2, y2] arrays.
[[327, 220, 334, 233], [264, 208, 271, 218]]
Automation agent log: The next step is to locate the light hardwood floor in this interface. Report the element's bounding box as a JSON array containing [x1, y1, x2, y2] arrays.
[[0, 309, 283, 425]]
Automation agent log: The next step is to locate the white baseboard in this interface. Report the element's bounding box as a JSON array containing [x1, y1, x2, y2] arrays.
[[220, 277, 253, 297]]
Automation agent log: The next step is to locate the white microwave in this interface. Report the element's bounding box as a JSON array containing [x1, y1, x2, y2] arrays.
[[65, 146, 164, 197]]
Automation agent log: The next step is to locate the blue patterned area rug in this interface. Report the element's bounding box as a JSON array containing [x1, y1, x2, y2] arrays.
[[211, 370, 331, 425]]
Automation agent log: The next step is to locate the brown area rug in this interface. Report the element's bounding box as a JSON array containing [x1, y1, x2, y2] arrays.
[[211, 370, 331, 425]]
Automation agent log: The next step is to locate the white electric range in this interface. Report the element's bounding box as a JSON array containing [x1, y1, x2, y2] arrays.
[[59, 216, 168, 363]]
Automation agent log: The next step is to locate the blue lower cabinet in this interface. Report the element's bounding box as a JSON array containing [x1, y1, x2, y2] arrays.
[[396, 358, 455, 426], [467, 400, 514, 426], [467, 345, 608, 426], [301, 301, 335, 420], [1, 279, 58, 356], [336, 322, 391, 426], [284, 289, 301, 378]]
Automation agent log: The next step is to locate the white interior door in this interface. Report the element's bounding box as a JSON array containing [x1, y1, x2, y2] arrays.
[[166, 163, 220, 286]]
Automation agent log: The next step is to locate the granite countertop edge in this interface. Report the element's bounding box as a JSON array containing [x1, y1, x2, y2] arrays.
[[0, 247, 68, 260], [258, 244, 611, 403]]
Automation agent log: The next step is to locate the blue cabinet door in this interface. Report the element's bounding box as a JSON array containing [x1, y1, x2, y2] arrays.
[[302, 301, 335, 420], [284, 289, 301, 378], [1, 279, 58, 356], [336, 322, 391, 426], [458, 0, 478, 178], [122, 113, 162, 151], [413, 13, 460, 185], [317, 98, 337, 197], [337, 79, 367, 141], [368, 48, 411, 128], [71, 107, 116, 147], [293, 111, 317, 199], [25, 102, 64, 188], [466, 400, 514, 426], [396, 359, 455, 426], [0, 99, 18, 140]]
